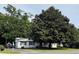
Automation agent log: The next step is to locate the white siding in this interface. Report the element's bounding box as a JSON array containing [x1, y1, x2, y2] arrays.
[[15, 38, 36, 48]]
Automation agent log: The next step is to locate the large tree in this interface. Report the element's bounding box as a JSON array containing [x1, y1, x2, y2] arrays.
[[30, 6, 78, 48], [0, 4, 30, 45]]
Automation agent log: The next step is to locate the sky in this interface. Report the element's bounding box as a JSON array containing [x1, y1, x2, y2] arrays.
[[0, 4, 79, 28]]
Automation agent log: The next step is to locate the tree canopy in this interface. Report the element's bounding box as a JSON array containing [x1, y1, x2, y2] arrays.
[[0, 4, 30, 45], [30, 6, 78, 48], [0, 5, 79, 48]]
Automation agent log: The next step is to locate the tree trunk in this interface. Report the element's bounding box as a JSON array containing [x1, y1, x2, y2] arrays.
[[39, 42, 42, 48], [49, 43, 51, 48]]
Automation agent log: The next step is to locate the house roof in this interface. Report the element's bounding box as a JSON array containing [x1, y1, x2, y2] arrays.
[[15, 37, 33, 42]]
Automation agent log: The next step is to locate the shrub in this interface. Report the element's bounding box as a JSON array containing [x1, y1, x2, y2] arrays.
[[21, 46, 24, 49], [0, 45, 5, 51]]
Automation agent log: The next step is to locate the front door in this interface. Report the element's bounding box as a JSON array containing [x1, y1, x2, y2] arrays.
[[20, 41, 27, 48]]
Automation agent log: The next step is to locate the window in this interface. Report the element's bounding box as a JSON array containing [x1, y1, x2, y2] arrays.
[[20, 41, 27, 45], [25, 42, 27, 45], [29, 41, 34, 45]]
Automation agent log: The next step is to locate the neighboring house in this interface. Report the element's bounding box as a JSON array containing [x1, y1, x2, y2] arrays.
[[15, 38, 63, 48]]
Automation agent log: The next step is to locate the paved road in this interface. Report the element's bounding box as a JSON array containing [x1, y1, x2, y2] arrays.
[[15, 49, 79, 54]]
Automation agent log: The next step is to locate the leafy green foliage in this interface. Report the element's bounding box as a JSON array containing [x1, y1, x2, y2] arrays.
[[0, 4, 30, 45], [0, 45, 5, 51], [30, 6, 78, 48]]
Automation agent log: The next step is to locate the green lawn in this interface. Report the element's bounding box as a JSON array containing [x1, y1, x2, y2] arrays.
[[0, 48, 79, 54], [21, 48, 79, 52], [0, 49, 19, 54], [13, 48, 79, 53]]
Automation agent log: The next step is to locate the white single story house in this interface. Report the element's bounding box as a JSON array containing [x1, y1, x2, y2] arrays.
[[15, 38, 35, 48], [15, 38, 63, 48]]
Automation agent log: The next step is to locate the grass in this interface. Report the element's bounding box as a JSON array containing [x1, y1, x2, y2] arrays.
[[0, 48, 79, 54], [0, 49, 19, 54], [20, 48, 79, 52]]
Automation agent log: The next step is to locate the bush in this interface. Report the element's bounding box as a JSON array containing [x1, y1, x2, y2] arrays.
[[0, 45, 5, 51], [21, 46, 24, 49]]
